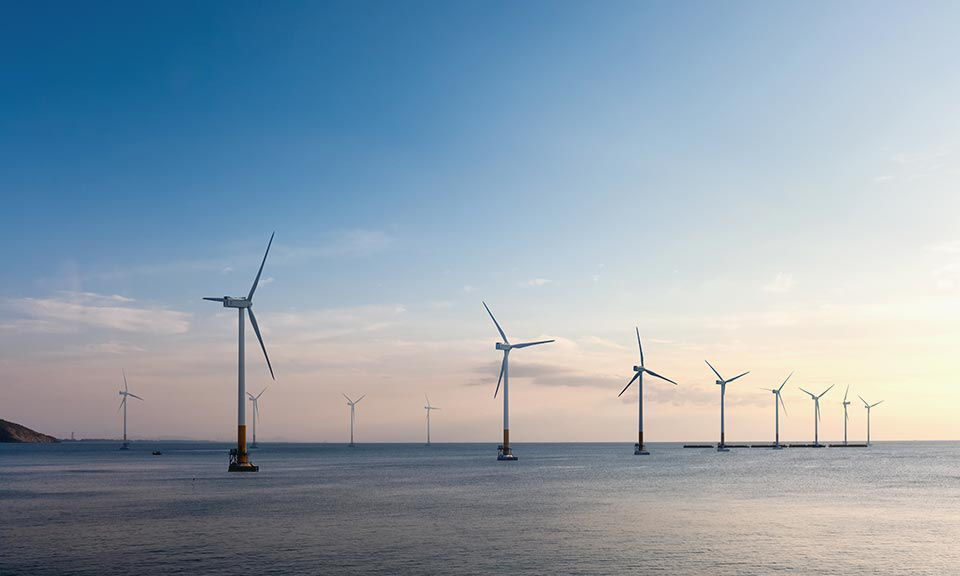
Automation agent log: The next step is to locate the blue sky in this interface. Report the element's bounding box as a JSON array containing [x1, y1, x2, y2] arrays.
[[2, 1, 959, 441]]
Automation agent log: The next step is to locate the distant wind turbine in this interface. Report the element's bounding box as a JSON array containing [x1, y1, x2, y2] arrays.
[[344, 394, 365, 447], [706, 361, 749, 452], [618, 328, 677, 455], [799, 384, 835, 447], [424, 394, 440, 446], [117, 369, 143, 450], [859, 395, 884, 446], [483, 301, 553, 461], [761, 372, 791, 449], [841, 385, 852, 446], [247, 387, 268, 449], [204, 232, 276, 472]]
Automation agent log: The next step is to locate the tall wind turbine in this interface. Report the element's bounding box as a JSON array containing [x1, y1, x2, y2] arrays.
[[858, 395, 884, 446], [424, 394, 440, 446], [841, 385, 851, 446], [706, 361, 749, 452], [618, 328, 677, 455], [344, 394, 365, 447], [762, 372, 791, 449], [247, 387, 268, 449], [204, 232, 276, 472], [483, 301, 553, 461], [799, 384, 835, 447], [117, 369, 143, 450]]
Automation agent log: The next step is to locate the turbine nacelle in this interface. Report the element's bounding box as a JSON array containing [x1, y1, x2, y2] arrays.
[[633, 365, 643, 373], [495, 342, 511, 351], [222, 297, 251, 308]]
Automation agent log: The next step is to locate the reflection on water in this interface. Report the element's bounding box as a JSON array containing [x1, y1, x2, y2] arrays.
[[2, 442, 959, 575]]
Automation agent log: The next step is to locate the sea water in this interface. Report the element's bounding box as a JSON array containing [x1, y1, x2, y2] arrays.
[[2, 441, 959, 575]]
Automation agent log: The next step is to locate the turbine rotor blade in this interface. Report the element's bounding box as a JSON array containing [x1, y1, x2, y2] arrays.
[[482, 301, 509, 344], [778, 371, 793, 393], [817, 383, 835, 398], [247, 308, 275, 380], [858, 394, 869, 407], [644, 368, 678, 386], [799, 387, 814, 398], [127, 393, 144, 401], [636, 327, 644, 367], [871, 400, 884, 408], [117, 398, 125, 413], [355, 395, 365, 404], [256, 386, 268, 400], [618, 371, 641, 397], [342, 393, 353, 404], [726, 371, 750, 384], [494, 355, 506, 398], [844, 385, 849, 403], [248, 231, 275, 300], [705, 360, 723, 381], [513, 339, 554, 349], [123, 369, 128, 393], [779, 392, 788, 416], [203, 297, 226, 302]]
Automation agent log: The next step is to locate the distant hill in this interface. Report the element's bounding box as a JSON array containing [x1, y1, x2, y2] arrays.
[[0, 419, 60, 443]]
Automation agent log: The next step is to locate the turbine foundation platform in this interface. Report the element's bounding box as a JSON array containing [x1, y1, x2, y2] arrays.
[[497, 445, 517, 461], [634, 443, 649, 455], [717, 446, 730, 452], [119, 443, 129, 450], [228, 462, 259, 472]]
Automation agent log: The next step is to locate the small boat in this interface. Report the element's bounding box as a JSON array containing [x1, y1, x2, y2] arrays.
[[152, 450, 162, 456]]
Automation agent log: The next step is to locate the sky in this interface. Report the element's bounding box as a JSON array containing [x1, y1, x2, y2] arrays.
[[2, 1, 959, 443]]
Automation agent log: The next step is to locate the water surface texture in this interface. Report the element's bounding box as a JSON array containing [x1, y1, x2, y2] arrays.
[[2, 442, 958, 575]]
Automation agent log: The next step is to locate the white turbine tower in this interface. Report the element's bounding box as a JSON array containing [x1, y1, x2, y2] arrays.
[[344, 394, 365, 447], [841, 385, 851, 446], [247, 387, 268, 449], [762, 372, 791, 449], [706, 361, 749, 452], [617, 328, 677, 455], [117, 369, 143, 450], [483, 301, 553, 461], [424, 394, 440, 446], [859, 395, 884, 446], [799, 384, 834, 447], [204, 232, 276, 472]]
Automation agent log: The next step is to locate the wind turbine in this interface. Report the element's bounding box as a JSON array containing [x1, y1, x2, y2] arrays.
[[859, 395, 884, 446], [617, 328, 677, 455], [204, 232, 276, 472], [799, 384, 835, 447], [483, 301, 553, 461], [247, 387, 268, 449], [841, 385, 851, 446], [117, 369, 143, 450], [762, 372, 791, 449], [424, 394, 440, 446], [706, 361, 749, 452], [344, 394, 365, 447]]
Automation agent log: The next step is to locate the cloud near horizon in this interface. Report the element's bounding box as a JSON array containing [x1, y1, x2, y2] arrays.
[[2, 291, 190, 335]]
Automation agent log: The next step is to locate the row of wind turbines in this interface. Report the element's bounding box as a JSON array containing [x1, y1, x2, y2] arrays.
[[114, 232, 886, 470], [482, 303, 886, 459]]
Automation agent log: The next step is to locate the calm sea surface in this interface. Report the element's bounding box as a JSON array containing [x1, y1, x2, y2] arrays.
[[2, 441, 958, 575]]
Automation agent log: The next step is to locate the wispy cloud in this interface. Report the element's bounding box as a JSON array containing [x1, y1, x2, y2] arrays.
[[520, 278, 552, 287], [3, 291, 190, 334], [927, 240, 960, 254], [762, 273, 795, 294]]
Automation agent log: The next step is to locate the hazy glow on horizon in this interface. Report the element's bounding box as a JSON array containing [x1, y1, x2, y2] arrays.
[[2, 1, 960, 442]]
